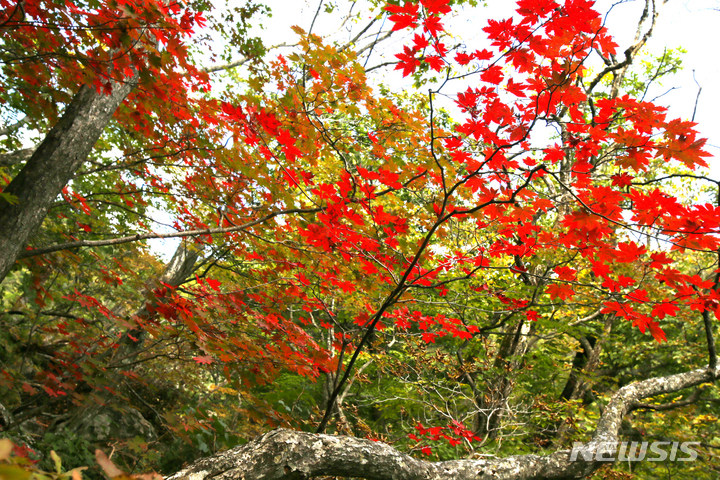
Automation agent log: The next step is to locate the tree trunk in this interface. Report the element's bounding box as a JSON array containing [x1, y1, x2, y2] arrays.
[[474, 317, 533, 440], [559, 336, 598, 402], [552, 318, 615, 444], [0, 76, 138, 283], [111, 240, 202, 363]]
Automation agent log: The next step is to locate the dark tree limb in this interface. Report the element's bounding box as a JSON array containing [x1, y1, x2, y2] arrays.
[[586, 0, 665, 97], [15, 208, 317, 259], [559, 336, 597, 402], [691, 70, 702, 122], [702, 310, 717, 378], [200, 44, 289, 74], [168, 363, 720, 480]]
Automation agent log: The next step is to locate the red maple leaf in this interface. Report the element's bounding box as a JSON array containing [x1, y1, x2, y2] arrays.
[[505, 78, 526, 97], [651, 300, 680, 319], [395, 46, 421, 77], [385, 2, 419, 31], [193, 355, 214, 365], [206, 278, 221, 291], [480, 65, 504, 84], [474, 49, 493, 61], [423, 15, 444, 37], [546, 283, 575, 300], [554, 266, 576, 281], [454, 52, 473, 65], [424, 55, 444, 72], [413, 33, 429, 50], [420, 0, 451, 15], [611, 172, 634, 187], [647, 320, 667, 343]]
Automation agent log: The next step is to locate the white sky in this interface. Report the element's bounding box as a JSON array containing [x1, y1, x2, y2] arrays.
[[601, 0, 720, 153]]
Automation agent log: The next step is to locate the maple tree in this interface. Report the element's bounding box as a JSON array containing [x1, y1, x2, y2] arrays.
[[1, 0, 720, 479]]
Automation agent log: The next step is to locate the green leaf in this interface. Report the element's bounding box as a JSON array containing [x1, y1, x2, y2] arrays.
[[0, 192, 19, 205]]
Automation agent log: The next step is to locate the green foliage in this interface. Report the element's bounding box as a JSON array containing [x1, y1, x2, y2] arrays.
[[38, 435, 95, 479]]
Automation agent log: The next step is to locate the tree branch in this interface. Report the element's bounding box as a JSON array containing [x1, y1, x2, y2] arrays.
[[200, 43, 290, 74], [691, 70, 702, 122], [0, 115, 28, 137], [0, 147, 35, 167], [0, 72, 139, 283], [167, 327, 720, 479], [586, 0, 663, 97], [17, 208, 318, 259]]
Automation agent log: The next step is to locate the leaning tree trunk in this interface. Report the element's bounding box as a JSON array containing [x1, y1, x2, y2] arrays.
[[166, 363, 719, 480], [0, 76, 137, 283], [111, 240, 202, 363], [551, 317, 615, 445], [561, 317, 613, 404]]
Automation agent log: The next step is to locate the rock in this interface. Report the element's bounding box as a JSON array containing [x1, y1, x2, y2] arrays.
[[59, 404, 157, 442]]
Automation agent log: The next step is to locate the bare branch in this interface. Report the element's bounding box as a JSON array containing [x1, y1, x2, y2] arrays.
[[338, 16, 380, 52], [17, 207, 319, 259], [201, 43, 290, 74], [308, 0, 324, 37], [691, 69, 702, 122], [0, 146, 35, 167], [586, 0, 664, 97], [356, 30, 393, 57], [0, 115, 28, 137], [365, 60, 398, 73]]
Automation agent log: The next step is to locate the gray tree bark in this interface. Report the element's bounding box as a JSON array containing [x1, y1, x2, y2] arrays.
[[474, 317, 533, 440], [167, 363, 719, 480], [0, 76, 137, 283]]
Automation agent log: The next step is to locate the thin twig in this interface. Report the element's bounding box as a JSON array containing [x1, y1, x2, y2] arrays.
[[691, 69, 702, 122], [201, 43, 290, 74], [308, 0, 324, 37], [0, 115, 28, 137]]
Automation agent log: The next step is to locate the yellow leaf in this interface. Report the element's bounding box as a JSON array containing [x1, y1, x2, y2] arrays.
[[0, 439, 12, 462], [51, 451, 62, 474]]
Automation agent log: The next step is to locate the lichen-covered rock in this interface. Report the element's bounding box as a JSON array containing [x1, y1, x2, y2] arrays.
[[60, 405, 157, 443]]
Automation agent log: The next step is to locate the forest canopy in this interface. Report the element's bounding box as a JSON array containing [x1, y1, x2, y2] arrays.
[[1, 0, 719, 479]]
